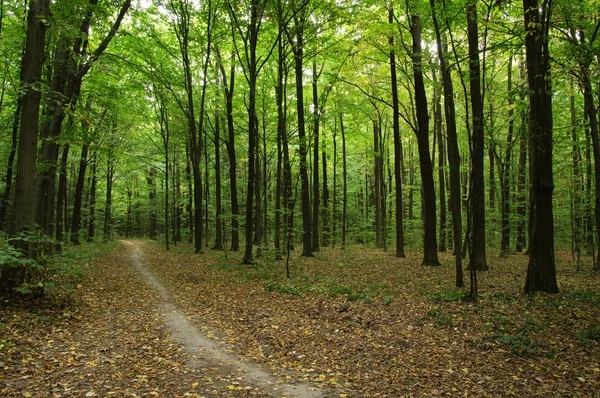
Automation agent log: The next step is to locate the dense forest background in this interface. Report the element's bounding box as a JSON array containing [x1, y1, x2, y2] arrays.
[[0, 0, 599, 297]]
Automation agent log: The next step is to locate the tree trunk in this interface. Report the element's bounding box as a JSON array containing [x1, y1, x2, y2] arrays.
[[213, 109, 224, 250], [523, 0, 558, 294], [71, 143, 89, 245], [433, 67, 447, 252], [410, 12, 440, 266], [466, 3, 488, 282], [87, 159, 97, 242], [0, 96, 22, 232], [500, 56, 515, 254], [241, 0, 262, 264], [389, 4, 405, 257], [322, 145, 330, 247], [373, 119, 382, 248], [341, 114, 347, 249], [2, 0, 50, 295], [216, 49, 240, 251], [515, 105, 527, 252], [103, 160, 114, 242], [576, 31, 600, 270], [55, 144, 69, 252], [292, 16, 313, 257], [312, 58, 320, 253]]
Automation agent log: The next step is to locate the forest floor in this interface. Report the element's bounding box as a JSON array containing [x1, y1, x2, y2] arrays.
[[1, 240, 600, 397]]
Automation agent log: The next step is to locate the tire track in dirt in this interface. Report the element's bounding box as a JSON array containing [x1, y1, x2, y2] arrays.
[[122, 240, 325, 398]]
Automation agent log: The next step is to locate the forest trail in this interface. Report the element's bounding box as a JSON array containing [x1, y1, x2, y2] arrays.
[[121, 240, 326, 398]]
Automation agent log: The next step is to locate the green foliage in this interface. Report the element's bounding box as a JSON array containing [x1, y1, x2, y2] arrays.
[[424, 308, 454, 328], [427, 289, 465, 303], [0, 232, 98, 301], [265, 283, 304, 298], [382, 294, 393, 306], [577, 324, 600, 344]]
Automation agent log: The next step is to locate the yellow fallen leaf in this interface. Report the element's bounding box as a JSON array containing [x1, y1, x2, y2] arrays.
[[192, 382, 199, 388]]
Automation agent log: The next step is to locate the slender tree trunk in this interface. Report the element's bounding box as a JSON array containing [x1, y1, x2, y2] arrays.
[[292, 16, 313, 257], [466, 3, 488, 291], [55, 144, 69, 252], [0, 96, 22, 232], [312, 58, 320, 252], [523, 0, 558, 294], [500, 56, 515, 254], [87, 159, 97, 242], [389, 5, 405, 257], [71, 143, 89, 244], [333, 117, 338, 246], [322, 145, 330, 247], [433, 67, 447, 252], [576, 33, 600, 270], [218, 52, 239, 251], [212, 109, 223, 250], [241, 0, 262, 264], [410, 12, 439, 266], [515, 116, 527, 252], [570, 76, 583, 262], [103, 160, 114, 242], [373, 119, 382, 248], [341, 114, 347, 249]]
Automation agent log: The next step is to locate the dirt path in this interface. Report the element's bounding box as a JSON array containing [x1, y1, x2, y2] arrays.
[[122, 240, 325, 398]]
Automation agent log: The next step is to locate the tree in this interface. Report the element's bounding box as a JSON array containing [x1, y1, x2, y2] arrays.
[[388, 4, 406, 258], [408, 7, 440, 266], [523, 0, 558, 294], [466, 1, 488, 300], [1, 0, 50, 295]]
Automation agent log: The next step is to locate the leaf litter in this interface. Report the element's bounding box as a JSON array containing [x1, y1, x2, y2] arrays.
[[1, 240, 599, 397]]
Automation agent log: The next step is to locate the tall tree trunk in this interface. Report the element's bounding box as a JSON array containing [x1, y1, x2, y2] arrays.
[[373, 118, 383, 248], [213, 109, 224, 250], [523, 0, 558, 294], [515, 115, 527, 252], [55, 144, 69, 252], [500, 56, 515, 255], [341, 114, 347, 249], [312, 58, 320, 252], [322, 144, 330, 247], [292, 15, 313, 257], [576, 31, 600, 270], [0, 96, 22, 232], [217, 49, 239, 251], [70, 143, 89, 244], [103, 160, 114, 242], [87, 159, 97, 242], [333, 116, 338, 246], [171, 0, 204, 253], [433, 67, 447, 252], [240, 0, 262, 264], [410, 12, 440, 266], [389, 4, 405, 257], [2, 0, 50, 295], [466, 3, 488, 292], [570, 76, 583, 262]]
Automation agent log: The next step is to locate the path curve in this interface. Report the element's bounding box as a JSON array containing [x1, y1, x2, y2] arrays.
[[121, 240, 325, 398]]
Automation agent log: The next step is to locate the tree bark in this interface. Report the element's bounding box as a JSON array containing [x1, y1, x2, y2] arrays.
[[410, 12, 440, 266], [291, 13, 313, 257], [523, 0, 558, 294], [2, 0, 50, 295], [466, 3, 488, 276], [389, 5, 405, 257], [217, 49, 239, 251]]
